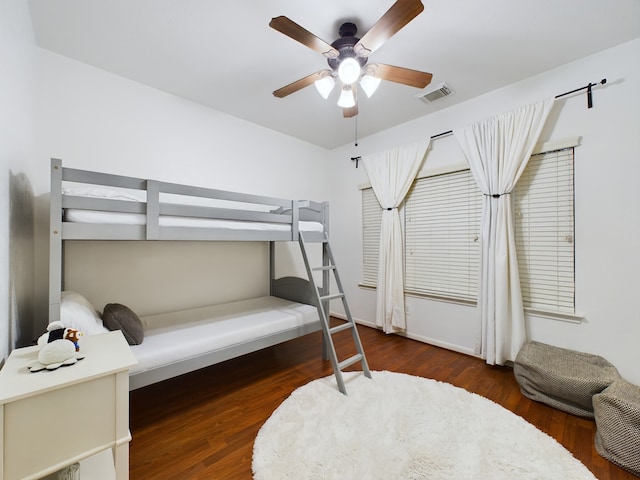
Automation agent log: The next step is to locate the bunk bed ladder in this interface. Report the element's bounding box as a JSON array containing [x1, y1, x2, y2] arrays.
[[298, 232, 371, 395]]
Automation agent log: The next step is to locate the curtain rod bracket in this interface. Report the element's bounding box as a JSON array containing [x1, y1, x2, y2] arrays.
[[351, 156, 361, 168], [555, 78, 606, 108]]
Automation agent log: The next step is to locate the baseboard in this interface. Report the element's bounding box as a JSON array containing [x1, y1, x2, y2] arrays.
[[330, 311, 478, 358], [401, 332, 477, 357]]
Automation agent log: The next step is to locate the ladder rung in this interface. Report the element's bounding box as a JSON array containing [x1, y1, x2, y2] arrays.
[[329, 322, 354, 335], [320, 293, 344, 301], [338, 354, 363, 371], [312, 265, 335, 271]]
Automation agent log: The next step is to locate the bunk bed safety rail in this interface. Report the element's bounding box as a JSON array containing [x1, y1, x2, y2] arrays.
[[51, 158, 320, 242]]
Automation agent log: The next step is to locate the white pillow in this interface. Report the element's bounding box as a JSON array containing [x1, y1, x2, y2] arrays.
[[60, 291, 109, 335], [62, 185, 144, 202]]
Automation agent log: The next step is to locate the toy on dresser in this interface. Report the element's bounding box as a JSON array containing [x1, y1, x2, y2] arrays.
[[28, 321, 86, 372]]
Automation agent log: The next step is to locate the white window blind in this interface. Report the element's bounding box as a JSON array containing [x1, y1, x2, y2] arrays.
[[360, 146, 576, 315], [514, 147, 575, 313], [404, 170, 482, 301], [362, 187, 382, 286]]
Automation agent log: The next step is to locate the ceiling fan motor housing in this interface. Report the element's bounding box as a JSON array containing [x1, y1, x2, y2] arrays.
[[328, 22, 367, 71]]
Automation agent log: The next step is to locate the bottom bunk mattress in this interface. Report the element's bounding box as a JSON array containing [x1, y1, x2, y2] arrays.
[[129, 296, 320, 389]]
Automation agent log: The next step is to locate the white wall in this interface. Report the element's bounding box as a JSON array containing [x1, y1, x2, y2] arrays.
[[33, 51, 330, 198], [0, 0, 38, 354], [329, 39, 640, 384]]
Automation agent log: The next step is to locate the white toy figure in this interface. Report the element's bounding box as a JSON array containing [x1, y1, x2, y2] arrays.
[[28, 321, 86, 372]]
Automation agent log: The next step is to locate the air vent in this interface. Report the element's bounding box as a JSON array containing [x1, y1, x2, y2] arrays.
[[416, 82, 454, 104]]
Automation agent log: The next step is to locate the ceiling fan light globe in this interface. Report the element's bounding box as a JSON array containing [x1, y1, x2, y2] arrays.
[[338, 57, 361, 85], [314, 75, 335, 99], [337, 87, 356, 108], [360, 74, 381, 98]]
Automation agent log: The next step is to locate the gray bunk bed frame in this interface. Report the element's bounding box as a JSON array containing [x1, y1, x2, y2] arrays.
[[48, 158, 329, 388]]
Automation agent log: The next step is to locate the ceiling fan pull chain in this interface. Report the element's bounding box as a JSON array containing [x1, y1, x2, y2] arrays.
[[355, 115, 358, 147]]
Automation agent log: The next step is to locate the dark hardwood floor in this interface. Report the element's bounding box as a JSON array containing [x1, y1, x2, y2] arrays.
[[129, 322, 634, 479]]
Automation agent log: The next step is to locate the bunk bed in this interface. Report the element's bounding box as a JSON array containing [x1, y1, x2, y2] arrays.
[[48, 158, 329, 390]]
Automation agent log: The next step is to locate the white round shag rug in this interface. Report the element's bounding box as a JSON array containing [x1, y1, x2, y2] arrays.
[[252, 371, 597, 480]]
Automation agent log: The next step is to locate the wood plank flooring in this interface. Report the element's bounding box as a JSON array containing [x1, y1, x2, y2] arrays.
[[129, 323, 635, 479]]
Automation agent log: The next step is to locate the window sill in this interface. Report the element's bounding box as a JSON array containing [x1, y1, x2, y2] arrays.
[[524, 308, 584, 324]]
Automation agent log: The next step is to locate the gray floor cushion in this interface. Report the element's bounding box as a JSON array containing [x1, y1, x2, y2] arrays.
[[513, 341, 620, 418], [593, 379, 640, 476]]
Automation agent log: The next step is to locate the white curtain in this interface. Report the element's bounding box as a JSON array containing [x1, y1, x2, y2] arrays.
[[362, 140, 429, 333], [454, 98, 554, 364]]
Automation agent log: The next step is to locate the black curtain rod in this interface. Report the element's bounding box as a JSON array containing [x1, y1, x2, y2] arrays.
[[350, 78, 607, 167], [351, 130, 452, 167], [430, 130, 453, 140]]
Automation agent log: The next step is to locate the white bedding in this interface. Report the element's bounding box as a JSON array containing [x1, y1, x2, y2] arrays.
[[129, 296, 319, 375], [64, 209, 324, 232]]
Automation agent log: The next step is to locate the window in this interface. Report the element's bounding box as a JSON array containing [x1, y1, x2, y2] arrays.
[[361, 146, 575, 316], [404, 169, 482, 301], [361, 187, 382, 286], [514, 148, 575, 313]]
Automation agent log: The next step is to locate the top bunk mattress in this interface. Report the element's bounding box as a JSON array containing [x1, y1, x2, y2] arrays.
[[129, 296, 319, 376], [64, 209, 324, 233]]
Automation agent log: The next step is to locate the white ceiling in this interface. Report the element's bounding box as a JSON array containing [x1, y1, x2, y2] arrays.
[[27, 0, 640, 149]]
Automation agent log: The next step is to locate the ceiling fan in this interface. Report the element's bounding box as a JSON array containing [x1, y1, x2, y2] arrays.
[[269, 0, 433, 118]]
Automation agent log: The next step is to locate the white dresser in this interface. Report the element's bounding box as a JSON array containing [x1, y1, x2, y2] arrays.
[[0, 331, 137, 480]]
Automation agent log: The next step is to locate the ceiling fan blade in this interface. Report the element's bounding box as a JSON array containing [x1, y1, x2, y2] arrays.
[[343, 104, 358, 118], [373, 63, 433, 89], [269, 16, 339, 58], [355, 0, 424, 57], [273, 71, 325, 98]]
